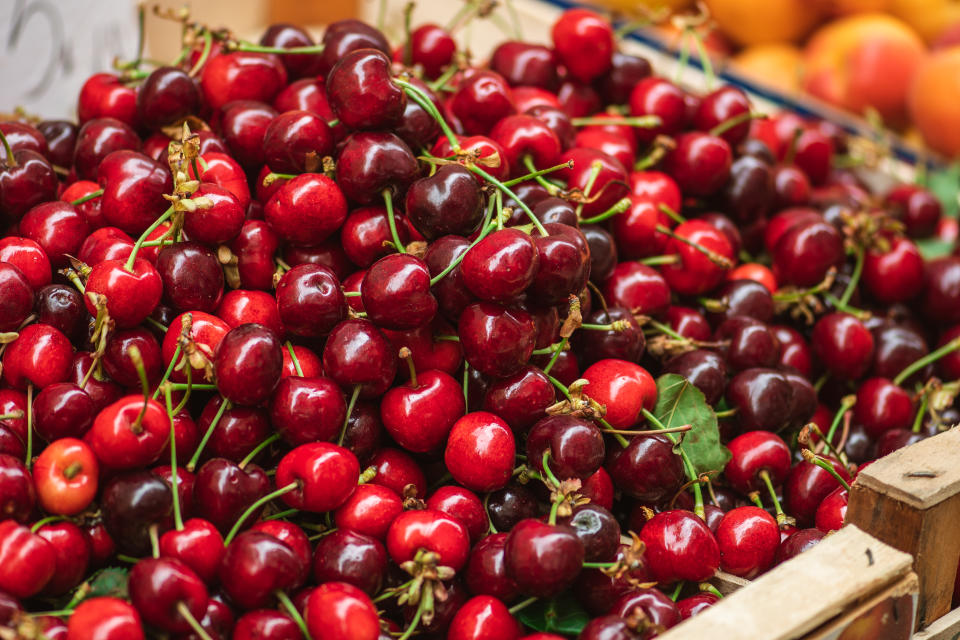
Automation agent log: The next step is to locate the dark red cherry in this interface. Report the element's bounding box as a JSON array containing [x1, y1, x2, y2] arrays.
[[772, 217, 844, 288], [527, 414, 604, 480], [19, 202, 89, 269], [457, 302, 536, 378], [262, 110, 334, 174], [695, 86, 752, 145], [0, 263, 33, 332], [193, 458, 269, 534], [136, 67, 201, 129], [214, 324, 283, 406], [607, 434, 684, 503], [0, 453, 34, 522], [601, 262, 671, 318], [100, 471, 173, 555], [128, 557, 208, 633], [482, 365, 556, 433], [461, 228, 539, 303], [560, 503, 621, 562], [404, 164, 484, 240], [157, 242, 224, 313], [219, 531, 305, 610], [367, 447, 426, 498], [663, 350, 727, 406], [505, 518, 584, 597], [312, 529, 387, 596], [725, 368, 794, 433], [811, 312, 874, 380], [784, 458, 852, 527], [923, 257, 960, 325], [323, 318, 399, 398], [665, 132, 732, 196], [32, 382, 95, 442], [319, 19, 390, 77], [270, 376, 346, 446], [276, 264, 347, 337], [451, 71, 517, 135], [260, 23, 323, 78], [336, 132, 419, 204], [327, 49, 405, 130], [72, 118, 140, 181], [886, 184, 942, 238], [362, 253, 438, 330], [609, 588, 681, 635], [217, 100, 277, 169], [775, 527, 826, 565]]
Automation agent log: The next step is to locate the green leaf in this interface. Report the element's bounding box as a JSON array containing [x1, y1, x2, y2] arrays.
[[923, 164, 960, 220], [916, 237, 955, 260], [653, 373, 731, 475], [86, 567, 129, 600], [516, 593, 589, 635]]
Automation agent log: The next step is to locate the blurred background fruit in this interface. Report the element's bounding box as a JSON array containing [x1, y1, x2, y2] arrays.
[[908, 46, 960, 156], [730, 44, 804, 93], [703, 0, 822, 46]]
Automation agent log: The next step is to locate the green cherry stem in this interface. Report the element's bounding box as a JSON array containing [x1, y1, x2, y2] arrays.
[[912, 392, 929, 434], [233, 41, 325, 55], [70, 189, 103, 206], [176, 602, 213, 640], [30, 515, 67, 533], [188, 29, 214, 77], [285, 342, 304, 377], [541, 337, 568, 375], [521, 155, 562, 193], [153, 342, 182, 400], [701, 583, 724, 599], [894, 337, 960, 387], [124, 206, 174, 272], [508, 597, 538, 615], [275, 590, 312, 640], [462, 361, 470, 406], [222, 482, 299, 546], [575, 161, 603, 219], [669, 581, 685, 601], [164, 385, 184, 531], [382, 189, 406, 253], [642, 408, 704, 519], [239, 433, 280, 469], [337, 386, 361, 447], [570, 115, 662, 128], [428, 217, 498, 287], [579, 197, 631, 225], [824, 395, 856, 446], [469, 165, 549, 236], [507, 158, 572, 187], [801, 450, 851, 492], [186, 397, 230, 472], [838, 246, 865, 309], [24, 384, 33, 470], [394, 78, 461, 153], [759, 470, 789, 527]]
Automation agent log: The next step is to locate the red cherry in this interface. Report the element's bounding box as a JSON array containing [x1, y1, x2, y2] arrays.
[[445, 411, 516, 492], [386, 509, 470, 571], [382, 367, 464, 453], [276, 442, 360, 512], [581, 359, 656, 429], [334, 483, 403, 540], [67, 597, 144, 640], [265, 173, 348, 247], [504, 518, 584, 597], [85, 258, 163, 329], [128, 557, 208, 633], [815, 486, 848, 532], [159, 518, 224, 584], [551, 9, 614, 83], [640, 510, 720, 583], [85, 395, 169, 469], [306, 581, 380, 640], [716, 506, 780, 578], [448, 595, 523, 640], [660, 220, 736, 296], [0, 520, 56, 597], [201, 52, 288, 110], [32, 437, 98, 515], [3, 324, 73, 390], [77, 73, 138, 125], [724, 431, 792, 495]]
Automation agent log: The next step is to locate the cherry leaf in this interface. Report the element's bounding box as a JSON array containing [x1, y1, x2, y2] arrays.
[[653, 373, 731, 475], [515, 593, 589, 635]]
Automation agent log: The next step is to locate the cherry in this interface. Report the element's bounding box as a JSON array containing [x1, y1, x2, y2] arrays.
[[581, 359, 656, 429], [276, 442, 360, 512], [275, 264, 347, 338], [305, 581, 380, 640], [387, 508, 470, 571], [401, 24, 455, 78], [334, 483, 402, 540], [458, 302, 536, 378], [159, 518, 224, 584], [482, 365, 556, 433], [188, 152, 252, 210], [853, 377, 913, 437], [923, 257, 960, 325], [461, 229, 539, 303], [219, 530, 305, 610], [0, 453, 34, 522], [219, 98, 279, 168], [32, 437, 98, 515], [775, 527, 826, 565], [405, 164, 485, 240], [725, 431, 792, 495], [193, 458, 269, 534], [0, 263, 33, 332], [77, 73, 138, 125], [319, 20, 391, 77], [269, 375, 346, 446], [336, 132, 420, 205], [367, 447, 427, 497], [559, 503, 621, 562], [772, 217, 844, 288], [812, 312, 874, 380], [182, 183, 245, 245], [505, 518, 584, 597], [784, 458, 852, 527], [328, 49, 405, 130], [677, 593, 720, 620], [312, 528, 387, 596], [462, 533, 517, 602], [260, 23, 323, 78], [815, 486, 848, 532], [323, 318, 399, 398], [451, 71, 517, 135], [666, 132, 732, 196], [85, 258, 163, 329], [663, 350, 727, 405], [362, 253, 438, 330], [3, 323, 73, 390], [128, 557, 208, 633], [233, 610, 297, 640], [526, 414, 604, 481], [445, 411, 516, 492], [214, 323, 283, 406], [200, 52, 288, 111], [0, 236, 51, 290], [156, 242, 224, 313], [0, 148, 58, 220], [606, 433, 684, 503], [716, 506, 779, 578], [862, 236, 924, 304], [640, 510, 720, 583], [886, 184, 942, 238], [550, 8, 614, 83], [67, 597, 144, 640], [136, 67, 201, 129], [72, 117, 140, 181], [382, 360, 464, 452], [448, 595, 523, 640], [715, 316, 780, 371], [19, 201, 90, 269], [609, 588, 681, 635]]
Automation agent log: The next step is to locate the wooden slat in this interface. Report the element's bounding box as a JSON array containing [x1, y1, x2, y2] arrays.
[[847, 428, 960, 628], [658, 526, 913, 640], [804, 572, 917, 640], [711, 571, 750, 596], [913, 607, 960, 640]]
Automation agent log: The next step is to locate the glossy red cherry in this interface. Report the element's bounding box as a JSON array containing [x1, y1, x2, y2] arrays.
[[382, 363, 464, 452], [445, 411, 516, 492], [451, 71, 517, 135], [526, 414, 604, 481], [32, 437, 98, 515], [724, 431, 792, 495], [67, 597, 144, 640], [78, 73, 138, 125], [19, 201, 90, 268], [3, 323, 73, 390], [159, 518, 224, 584], [306, 581, 380, 640], [551, 9, 614, 83], [0, 454, 34, 522], [458, 302, 536, 378], [815, 486, 848, 532], [606, 433, 684, 504], [716, 506, 780, 578], [665, 132, 732, 196], [404, 165, 484, 240], [863, 236, 925, 304], [312, 528, 387, 596], [97, 150, 173, 235], [336, 131, 420, 205], [265, 173, 348, 247], [270, 376, 346, 445], [85, 258, 163, 329], [811, 312, 874, 380], [362, 253, 438, 330], [276, 442, 360, 512], [0, 263, 33, 332], [640, 510, 720, 583], [136, 66, 201, 128], [784, 458, 852, 527], [0, 149, 58, 220], [323, 318, 399, 398], [448, 595, 523, 640], [581, 359, 656, 429], [853, 377, 914, 437], [629, 77, 686, 143], [334, 483, 403, 540], [0, 520, 55, 597], [201, 52, 288, 110], [505, 518, 584, 597], [193, 458, 269, 534], [214, 323, 283, 406], [387, 509, 471, 571], [327, 49, 405, 130], [183, 183, 245, 245], [219, 531, 305, 610], [128, 557, 208, 633]]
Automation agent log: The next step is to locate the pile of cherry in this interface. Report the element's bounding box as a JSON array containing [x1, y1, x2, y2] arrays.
[[0, 4, 959, 640]]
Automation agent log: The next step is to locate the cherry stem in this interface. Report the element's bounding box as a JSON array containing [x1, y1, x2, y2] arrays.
[[532, 341, 567, 356], [748, 492, 764, 509], [462, 361, 470, 406], [428, 218, 498, 286], [125, 206, 174, 272], [70, 189, 103, 206], [912, 392, 929, 434], [397, 585, 432, 640], [154, 342, 182, 400], [149, 524, 160, 559], [186, 397, 231, 472], [264, 508, 299, 521], [838, 247, 865, 309], [25, 383, 33, 470], [222, 482, 299, 546], [508, 158, 572, 188], [343, 291, 361, 297], [26, 609, 75, 618], [581, 323, 619, 331], [687, 26, 715, 90], [168, 383, 216, 391], [399, 347, 418, 387], [239, 433, 280, 470], [521, 155, 562, 193], [234, 41, 325, 54], [164, 385, 184, 532], [601, 425, 693, 436], [30, 515, 66, 533], [571, 115, 662, 128], [575, 161, 603, 219], [541, 450, 561, 487], [435, 335, 459, 342], [824, 395, 856, 450], [176, 602, 213, 640], [801, 450, 851, 492], [658, 203, 687, 225], [714, 408, 737, 419], [548, 500, 560, 526], [0, 130, 16, 168], [579, 197, 631, 225], [541, 337, 568, 375], [172, 366, 194, 415], [188, 29, 213, 77], [646, 318, 685, 341], [640, 254, 680, 266], [395, 78, 461, 153], [670, 582, 685, 601], [759, 469, 789, 527], [337, 386, 361, 447], [894, 337, 960, 387], [709, 111, 765, 138], [483, 492, 498, 534], [128, 345, 151, 435], [382, 189, 406, 254], [358, 466, 377, 484], [275, 590, 312, 640], [784, 127, 803, 166], [428, 63, 459, 92], [655, 225, 734, 268], [582, 561, 617, 569], [470, 165, 549, 236], [285, 342, 304, 377], [508, 597, 538, 615], [642, 408, 704, 519], [701, 583, 724, 599], [0, 411, 23, 421]]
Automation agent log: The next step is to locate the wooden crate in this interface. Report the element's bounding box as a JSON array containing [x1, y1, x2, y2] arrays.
[[846, 427, 960, 632], [660, 526, 918, 640]]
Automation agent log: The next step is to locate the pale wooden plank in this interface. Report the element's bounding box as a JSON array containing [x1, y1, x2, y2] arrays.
[[712, 571, 750, 596], [854, 427, 960, 510], [913, 607, 960, 640], [804, 572, 917, 640], [659, 526, 913, 640]]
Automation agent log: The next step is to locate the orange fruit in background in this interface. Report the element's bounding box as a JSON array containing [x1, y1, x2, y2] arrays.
[[908, 46, 960, 157], [815, 0, 889, 15], [730, 44, 804, 93], [802, 13, 925, 126], [589, 0, 693, 15], [703, 0, 822, 46], [888, 0, 960, 43]]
